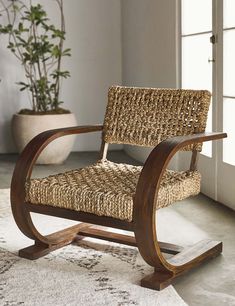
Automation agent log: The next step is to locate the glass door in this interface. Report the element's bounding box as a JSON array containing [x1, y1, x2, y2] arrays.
[[217, 0, 235, 209], [181, 0, 216, 199], [181, 0, 235, 209]]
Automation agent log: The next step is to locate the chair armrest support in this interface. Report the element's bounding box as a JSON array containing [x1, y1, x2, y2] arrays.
[[143, 131, 227, 182], [133, 132, 227, 266], [10, 124, 101, 244], [134, 132, 227, 212], [11, 124, 103, 190]]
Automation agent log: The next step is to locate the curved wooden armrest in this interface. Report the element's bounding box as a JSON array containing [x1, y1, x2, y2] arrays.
[[145, 131, 226, 175], [133, 132, 227, 268], [10, 124, 102, 245], [11, 124, 103, 190], [134, 132, 227, 220]]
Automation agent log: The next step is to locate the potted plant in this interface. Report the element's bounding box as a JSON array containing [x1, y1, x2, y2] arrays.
[[0, 0, 77, 164]]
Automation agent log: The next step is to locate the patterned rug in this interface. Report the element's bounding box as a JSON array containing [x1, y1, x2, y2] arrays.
[[0, 189, 187, 306]]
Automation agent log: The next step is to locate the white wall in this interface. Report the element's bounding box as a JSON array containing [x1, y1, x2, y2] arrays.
[[0, 0, 122, 153], [0, 0, 179, 158], [121, 0, 179, 166]]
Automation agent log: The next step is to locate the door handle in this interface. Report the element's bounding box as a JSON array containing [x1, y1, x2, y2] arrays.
[[208, 58, 215, 63]]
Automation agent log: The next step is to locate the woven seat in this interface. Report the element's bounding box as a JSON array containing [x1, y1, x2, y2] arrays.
[[26, 160, 201, 222]]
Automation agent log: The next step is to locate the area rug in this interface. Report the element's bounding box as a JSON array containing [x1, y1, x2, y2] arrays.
[[0, 189, 187, 306]]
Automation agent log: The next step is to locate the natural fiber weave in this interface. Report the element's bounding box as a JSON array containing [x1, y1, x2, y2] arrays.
[[103, 86, 211, 151], [26, 161, 201, 222]]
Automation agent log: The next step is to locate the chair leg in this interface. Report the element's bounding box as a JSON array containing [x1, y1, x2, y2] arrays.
[[18, 223, 93, 260], [133, 204, 223, 291], [139, 240, 222, 290], [141, 270, 174, 291], [11, 194, 95, 259], [19, 240, 68, 260]]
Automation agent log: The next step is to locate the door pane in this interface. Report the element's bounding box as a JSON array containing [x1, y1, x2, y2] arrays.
[[182, 34, 212, 90], [223, 98, 235, 166], [181, 0, 212, 35], [223, 30, 235, 97], [224, 0, 235, 28], [182, 33, 212, 157]]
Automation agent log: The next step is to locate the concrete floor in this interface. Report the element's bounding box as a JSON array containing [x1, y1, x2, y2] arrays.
[[0, 151, 235, 306]]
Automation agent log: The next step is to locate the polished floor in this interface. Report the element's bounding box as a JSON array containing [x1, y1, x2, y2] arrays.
[[0, 151, 234, 306]]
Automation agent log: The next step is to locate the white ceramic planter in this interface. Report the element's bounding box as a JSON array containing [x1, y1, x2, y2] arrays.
[[12, 113, 77, 164]]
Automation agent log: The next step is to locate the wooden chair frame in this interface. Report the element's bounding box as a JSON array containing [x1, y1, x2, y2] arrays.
[[11, 125, 227, 290]]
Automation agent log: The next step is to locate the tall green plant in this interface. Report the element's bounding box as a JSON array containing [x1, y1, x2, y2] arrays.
[[0, 0, 71, 114]]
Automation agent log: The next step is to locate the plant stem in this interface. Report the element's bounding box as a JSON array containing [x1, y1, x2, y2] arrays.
[[55, 0, 65, 109]]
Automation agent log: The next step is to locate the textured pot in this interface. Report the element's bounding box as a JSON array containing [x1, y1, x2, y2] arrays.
[[12, 113, 77, 164]]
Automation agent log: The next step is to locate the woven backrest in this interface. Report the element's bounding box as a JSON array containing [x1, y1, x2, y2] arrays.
[[103, 86, 211, 151]]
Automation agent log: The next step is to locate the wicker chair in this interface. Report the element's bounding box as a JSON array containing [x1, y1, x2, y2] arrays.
[[11, 86, 227, 290]]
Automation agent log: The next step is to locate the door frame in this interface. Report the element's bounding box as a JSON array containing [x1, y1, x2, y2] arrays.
[[178, 0, 229, 203]]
